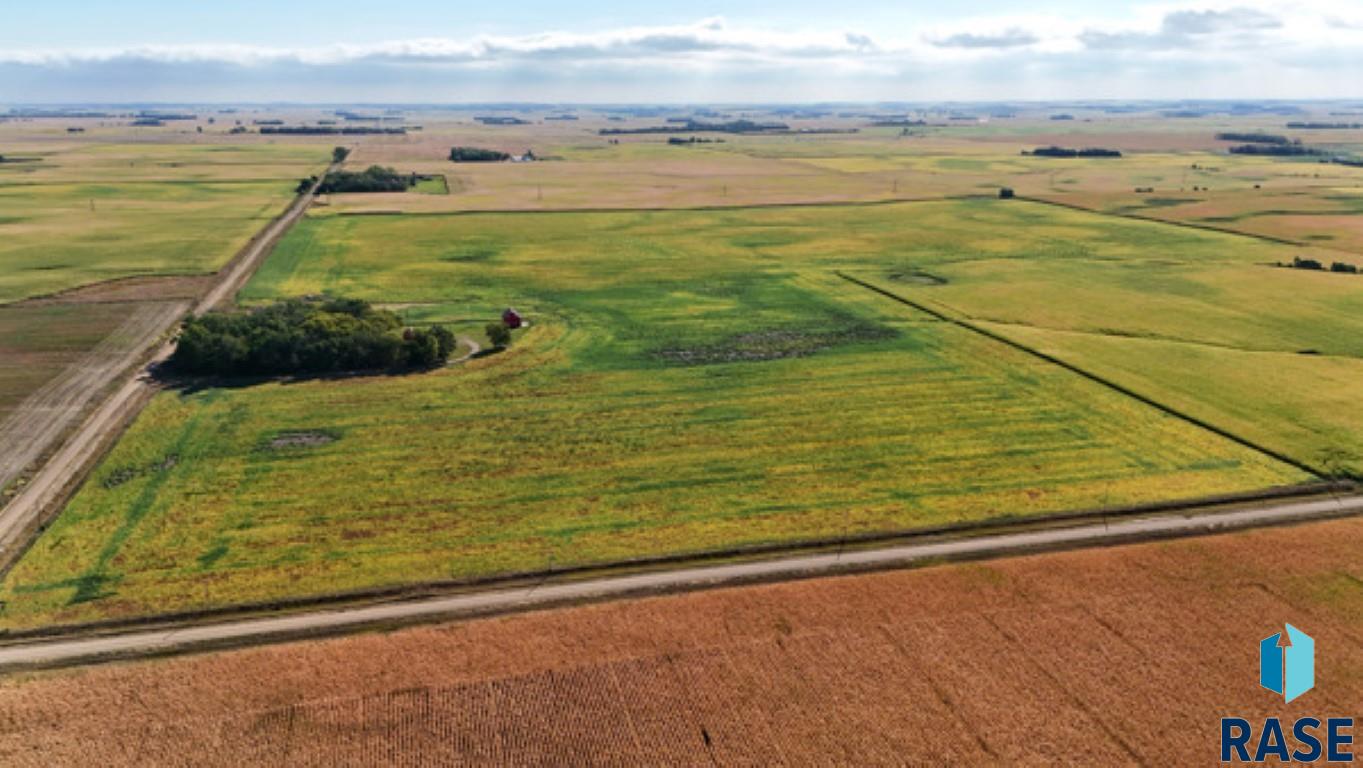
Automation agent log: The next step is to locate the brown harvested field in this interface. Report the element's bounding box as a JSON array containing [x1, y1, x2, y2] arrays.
[[0, 303, 140, 423], [1216, 212, 1363, 254], [0, 300, 185, 497], [5, 516, 1363, 765], [332, 138, 967, 213], [1032, 182, 1363, 257], [25, 275, 211, 306]]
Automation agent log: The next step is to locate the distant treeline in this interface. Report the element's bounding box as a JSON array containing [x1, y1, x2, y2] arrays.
[[1025, 146, 1123, 158], [138, 111, 196, 121], [450, 147, 511, 162], [1228, 143, 1322, 156], [667, 136, 725, 145], [1286, 122, 1362, 130], [1281, 256, 1359, 274], [600, 119, 789, 136], [868, 119, 927, 127], [316, 166, 417, 194], [171, 298, 457, 377], [131, 119, 165, 127], [335, 110, 383, 120], [260, 126, 408, 136], [476, 116, 530, 125], [1216, 132, 1291, 145], [5, 109, 111, 118], [545, 115, 579, 121]]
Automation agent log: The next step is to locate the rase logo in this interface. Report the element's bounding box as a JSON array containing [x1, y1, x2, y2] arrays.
[[1261, 623, 1315, 704], [1221, 624, 1354, 764]]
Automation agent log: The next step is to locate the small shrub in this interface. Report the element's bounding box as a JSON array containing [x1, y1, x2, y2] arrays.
[[486, 323, 512, 348]]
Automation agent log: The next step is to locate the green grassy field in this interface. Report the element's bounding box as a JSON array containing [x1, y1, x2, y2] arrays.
[[411, 175, 449, 195], [0, 198, 1316, 628], [982, 325, 1363, 476], [0, 143, 329, 303]]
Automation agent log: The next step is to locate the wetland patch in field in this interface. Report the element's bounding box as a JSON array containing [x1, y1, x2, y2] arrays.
[[266, 431, 337, 451], [657, 323, 895, 365]]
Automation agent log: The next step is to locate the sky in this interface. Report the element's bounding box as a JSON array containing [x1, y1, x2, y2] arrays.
[[3, 0, 1362, 103]]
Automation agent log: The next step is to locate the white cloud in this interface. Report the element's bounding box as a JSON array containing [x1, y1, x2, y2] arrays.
[[929, 28, 1041, 50], [2, 18, 882, 68], [2, 3, 1362, 102]]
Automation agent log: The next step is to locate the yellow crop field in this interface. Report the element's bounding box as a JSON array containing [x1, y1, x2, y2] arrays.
[[0, 198, 1315, 628], [0, 142, 329, 303]]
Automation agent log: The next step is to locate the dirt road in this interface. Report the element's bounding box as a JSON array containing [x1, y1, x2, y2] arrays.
[[2, 491, 1359, 671], [0, 171, 331, 570], [452, 335, 481, 363]]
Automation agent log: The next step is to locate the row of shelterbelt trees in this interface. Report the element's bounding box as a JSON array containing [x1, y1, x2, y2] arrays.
[[172, 298, 458, 376], [295, 164, 420, 194], [449, 147, 511, 162], [1024, 146, 1122, 158]]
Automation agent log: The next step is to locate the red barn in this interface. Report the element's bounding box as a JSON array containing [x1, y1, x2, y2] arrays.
[[502, 308, 523, 329]]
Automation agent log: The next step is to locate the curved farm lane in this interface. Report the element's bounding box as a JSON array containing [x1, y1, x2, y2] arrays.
[[451, 335, 481, 364], [0, 167, 337, 571], [1, 491, 1360, 671]]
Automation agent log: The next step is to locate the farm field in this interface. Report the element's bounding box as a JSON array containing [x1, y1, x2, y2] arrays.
[[0, 140, 329, 303], [0, 130, 333, 506], [0, 303, 136, 424], [0, 180, 299, 303], [0, 197, 1323, 628], [5, 510, 1363, 765], [1085, 186, 1363, 254], [0, 301, 187, 499], [978, 326, 1363, 478], [316, 112, 1363, 211], [8, 1, 1363, 759], [4, 109, 1363, 631]]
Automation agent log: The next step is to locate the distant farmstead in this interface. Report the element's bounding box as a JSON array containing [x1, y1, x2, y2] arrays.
[[502, 308, 523, 329]]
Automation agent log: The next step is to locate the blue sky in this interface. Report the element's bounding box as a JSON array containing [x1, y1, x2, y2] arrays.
[[3, 0, 1361, 103]]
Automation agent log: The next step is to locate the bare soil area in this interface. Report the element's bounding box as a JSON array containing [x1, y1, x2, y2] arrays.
[[25, 275, 212, 306], [0, 301, 185, 496]]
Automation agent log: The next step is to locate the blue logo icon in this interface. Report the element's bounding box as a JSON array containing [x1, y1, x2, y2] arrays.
[[1261, 623, 1314, 703]]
